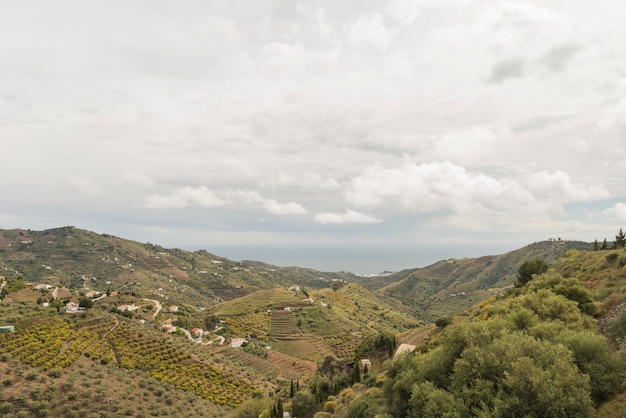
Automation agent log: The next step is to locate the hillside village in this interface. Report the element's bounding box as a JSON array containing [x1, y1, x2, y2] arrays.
[[1, 227, 626, 417]]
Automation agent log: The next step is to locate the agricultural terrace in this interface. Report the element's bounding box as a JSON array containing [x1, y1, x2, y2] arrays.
[[0, 314, 256, 407]]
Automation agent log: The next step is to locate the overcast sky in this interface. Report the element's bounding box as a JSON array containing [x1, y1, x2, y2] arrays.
[[2, 0, 626, 273]]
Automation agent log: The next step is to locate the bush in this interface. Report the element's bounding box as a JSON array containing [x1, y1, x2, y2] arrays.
[[0, 402, 12, 414], [435, 316, 453, 328]]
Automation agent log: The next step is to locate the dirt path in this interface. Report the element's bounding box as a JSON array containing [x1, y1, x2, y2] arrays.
[[102, 317, 120, 339], [143, 298, 162, 319]]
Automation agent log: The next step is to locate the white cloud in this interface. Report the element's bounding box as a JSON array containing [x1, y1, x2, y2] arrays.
[[315, 210, 381, 224], [122, 172, 155, 188], [145, 186, 224, 209], [3, 0, 626, 270], [603, 203, 626, 221], [264, 172, 340, 191], [433, 125, 506, 164], [65, 176, 99, 196], [387, 0, 422, 25], [526, 170, 610, 202], [145, 187, 306, 215], [347, 13, 397, 50], [262, 200, 308, 215], [345, 161, 610, 225]]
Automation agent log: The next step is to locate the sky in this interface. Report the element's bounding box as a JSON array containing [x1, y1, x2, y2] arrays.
[[2, 0, 626, 273]]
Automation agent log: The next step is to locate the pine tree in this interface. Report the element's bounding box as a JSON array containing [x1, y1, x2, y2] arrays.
[[290, 380, 295, 398], [593, 239, 599, 251], [602, 239, 608, 250]]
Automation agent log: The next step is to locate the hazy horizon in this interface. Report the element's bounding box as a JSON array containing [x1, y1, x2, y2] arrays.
[[2, 1, 625, 265], [185, 241, 533, 274]]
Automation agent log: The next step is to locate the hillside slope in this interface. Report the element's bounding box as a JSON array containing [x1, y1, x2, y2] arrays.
[[0, 227, 357, 308], [358, 240, 591, 320]]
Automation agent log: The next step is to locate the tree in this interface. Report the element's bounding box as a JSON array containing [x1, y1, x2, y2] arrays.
[[269, 399, 283, 418], [615, 228, 626, 249], [350, 361, 361, 384], [291, 391, 316, 418], [593, 239, 599, 251], [601, 239, 608, 250], [79, 297, 93, 309], [515, 258, 549, 288]]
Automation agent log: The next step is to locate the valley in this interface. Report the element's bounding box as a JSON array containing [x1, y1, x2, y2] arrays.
[[1, 227, 625, 417]]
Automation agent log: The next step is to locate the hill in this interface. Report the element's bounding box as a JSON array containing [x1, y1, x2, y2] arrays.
[[355, 240, 592, 320], [6, 226, 625, 417], [0, 226, 357, 308], [0, 226, 422, 416]]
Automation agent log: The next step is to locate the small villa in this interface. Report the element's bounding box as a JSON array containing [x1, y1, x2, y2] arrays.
[[66, 302, 79, 312], [117, 304, 138, 312], [85, 290, 99, 298], [162, 323, 176, 334], [168, 305, 179, 313], [34, 283, 51, 291], [192, 328, 203, 338], [229, 338, 247, 348]]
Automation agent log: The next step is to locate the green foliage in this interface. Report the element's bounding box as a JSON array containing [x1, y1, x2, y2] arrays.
[[524, 271, 598, 316], [515, 258, 549, 287], [291, 390, 316, 418], [348, 394, 377, 418], [350, 361, 361, 385], [434, 316, 453, 328], [79, 297, 93, 309], [354, 332, 397, 360], [381, 287, 621, 418], [606, 310, 626, 346], [269, 398, 283, 418]]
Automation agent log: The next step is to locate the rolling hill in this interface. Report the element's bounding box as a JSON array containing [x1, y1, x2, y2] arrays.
[[354, 239, 592, 320], [4, 226, 620, 417]]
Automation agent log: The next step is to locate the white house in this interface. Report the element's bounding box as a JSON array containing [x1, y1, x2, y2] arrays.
[[229, 338, 247, 348]]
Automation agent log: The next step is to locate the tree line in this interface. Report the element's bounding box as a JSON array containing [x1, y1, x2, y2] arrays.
[[593, 227, 626, 250]]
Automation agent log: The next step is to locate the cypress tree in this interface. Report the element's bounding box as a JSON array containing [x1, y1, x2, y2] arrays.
[[351, 361, 361, 384]]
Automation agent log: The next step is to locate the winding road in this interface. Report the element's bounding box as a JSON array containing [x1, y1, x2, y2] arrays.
[[143, 298, 163, 319]]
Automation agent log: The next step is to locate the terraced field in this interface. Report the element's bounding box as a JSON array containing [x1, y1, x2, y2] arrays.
[[271, 310, 298, 337], [270, 309, 334, 363], [223, 347, 316, 381], [423, 288, 500, 320], [0, 313, 255, 407]]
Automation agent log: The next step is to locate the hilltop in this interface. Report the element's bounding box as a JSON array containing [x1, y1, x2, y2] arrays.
[[354, 239, 592, 320], [0, 226, 357, 307]]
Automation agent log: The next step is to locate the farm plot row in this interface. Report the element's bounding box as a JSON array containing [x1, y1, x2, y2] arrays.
[[0, 316, 118, 370], [225, 312, 271, 341], [108, 324, 255, 406]]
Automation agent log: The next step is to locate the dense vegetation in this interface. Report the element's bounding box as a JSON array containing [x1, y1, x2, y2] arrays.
[[3, 227, 626, 417]]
